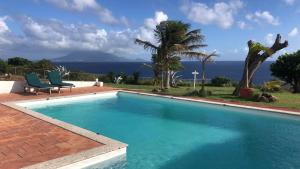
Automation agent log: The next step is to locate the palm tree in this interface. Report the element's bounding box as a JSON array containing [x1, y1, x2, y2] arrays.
[[135, 20, 206, 89], [184, 51, 217, 92]]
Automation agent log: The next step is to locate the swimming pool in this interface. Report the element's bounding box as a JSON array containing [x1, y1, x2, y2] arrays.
[[20, 91, 300, 169]]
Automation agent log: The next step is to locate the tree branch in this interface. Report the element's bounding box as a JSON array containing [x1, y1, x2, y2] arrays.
[[271, 34, 288, 52]]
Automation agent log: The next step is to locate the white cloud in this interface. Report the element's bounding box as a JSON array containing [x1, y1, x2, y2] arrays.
[[0, 12, 169, 59], [181, 0, 243, 29], [283, 0, 295, 5], [237, 21, 246, 29], [288, 27, 298, 37], [246, 11, 280, 26], [45, 0, 125, 25], [0, 16, 10, 34], [0, 15, 142, 59], [265, 33, 274, 45], [137, 11, 168, 43]]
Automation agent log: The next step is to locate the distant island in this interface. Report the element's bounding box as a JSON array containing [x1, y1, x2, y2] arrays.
[[52, 51, 145, 62]]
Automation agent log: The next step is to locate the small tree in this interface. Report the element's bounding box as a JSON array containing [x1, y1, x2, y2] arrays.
[[270, 50, 300, 93], [8, 57, 32, 67], [0, 59, 8, 74], [184, 51, 216, 92], [33, 59, 54, 70], [233, 34, 288, 96]]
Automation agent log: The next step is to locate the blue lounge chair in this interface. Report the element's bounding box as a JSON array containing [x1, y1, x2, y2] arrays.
[[25, 73, 53, 95], [47, 71, 74, 92]]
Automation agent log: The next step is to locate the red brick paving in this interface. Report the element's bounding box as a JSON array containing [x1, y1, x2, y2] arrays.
[[0, 86, 115, 169]]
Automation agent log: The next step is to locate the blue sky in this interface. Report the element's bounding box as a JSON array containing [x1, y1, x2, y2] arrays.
[[0, 0, 299, 61]]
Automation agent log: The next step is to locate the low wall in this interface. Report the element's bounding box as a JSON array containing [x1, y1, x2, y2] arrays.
[[0, 81, 26, 94], [0, 81, 103, 94]]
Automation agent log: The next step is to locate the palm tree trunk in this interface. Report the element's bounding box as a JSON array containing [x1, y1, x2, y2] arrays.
[[160, 71, 164, 89], [165, 69, 170, 89], [201, 61, 205, 91]]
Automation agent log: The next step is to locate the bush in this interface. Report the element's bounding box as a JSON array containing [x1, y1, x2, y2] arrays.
[[185, 89, 212, 97], [33, 59, 54, 70], [0, 59, 8, 74], [211, 76, 232, 87], [8, 57, 32, 67], [68, 72, 97, 81], [253, 93, 278, 103], [132, 71, 140, 84], [261, 80, 284, 92]]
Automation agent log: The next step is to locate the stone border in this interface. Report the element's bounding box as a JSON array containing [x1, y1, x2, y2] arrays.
[[122, 90, 300, 116], [3, 91, 127, 169]]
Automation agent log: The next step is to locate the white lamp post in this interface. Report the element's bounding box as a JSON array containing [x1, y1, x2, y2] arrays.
[[192, 70, 199, 90]]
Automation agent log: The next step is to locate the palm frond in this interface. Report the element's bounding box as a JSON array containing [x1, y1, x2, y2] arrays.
[[135, 39, 158, 52], [187, 44, 207, 50], [186, 29, 201, 36], [180, 51, 207, 59]]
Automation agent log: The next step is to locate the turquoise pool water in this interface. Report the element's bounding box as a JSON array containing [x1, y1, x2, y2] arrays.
[[29, 92, 300, 169]]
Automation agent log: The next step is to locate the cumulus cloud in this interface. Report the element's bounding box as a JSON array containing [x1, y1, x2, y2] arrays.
[[288, 27, 298, 37], [45, 0, 126, 25], [283, 0, 295, 5], [181, 0, 243, 29], [246, 11, 280, 26], [265, 33, 275, 45], [0, 15, 142, 59], [0, 16, 10, 34], [237, 21, 246, 29], [0, 16, 24, 46], [0, 11, 169, 59], [137, 11, 168, 43]]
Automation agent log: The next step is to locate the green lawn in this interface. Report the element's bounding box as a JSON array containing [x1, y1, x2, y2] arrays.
[[107, 83, 300, 110]]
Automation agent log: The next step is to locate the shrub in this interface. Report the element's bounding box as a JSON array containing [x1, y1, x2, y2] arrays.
[[132, 71, 140, 84], [261, 80, 284, 92], [253, 93, 278, 103], [8, 57, 32, 67], [106, 72, 115, 83], [211, 76, 232, 87], [68, 71, 97, 81], [33, 59, 54, 70], [185, 89, 212, 97], [0, 59, 8, 74]]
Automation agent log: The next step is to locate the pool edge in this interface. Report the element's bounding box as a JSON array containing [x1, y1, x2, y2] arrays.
[[3, 91, 127, 169], [122, 90, 300, 116]]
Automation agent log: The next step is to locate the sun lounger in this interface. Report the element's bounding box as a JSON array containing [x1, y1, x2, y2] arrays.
[[47, 71, 74, 92], [25, 73, 53, 95]]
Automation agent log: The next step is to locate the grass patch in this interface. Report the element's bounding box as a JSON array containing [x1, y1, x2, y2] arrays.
[[107, 83, 300, 110]]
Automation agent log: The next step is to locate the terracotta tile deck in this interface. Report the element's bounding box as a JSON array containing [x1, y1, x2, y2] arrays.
[[0, 86, 115, 169]]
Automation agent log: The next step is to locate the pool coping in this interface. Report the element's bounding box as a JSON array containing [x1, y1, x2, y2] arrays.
[[122, 90, 300, 116], [2, 91, 127, 169]]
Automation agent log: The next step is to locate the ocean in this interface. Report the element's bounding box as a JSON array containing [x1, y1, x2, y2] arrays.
[[54, 61, 274, 84]]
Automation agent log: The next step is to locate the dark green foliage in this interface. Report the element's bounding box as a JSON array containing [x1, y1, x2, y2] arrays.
[[8, 57, 32, 66], [211, 76, 232, 87], [68, 71, 98, 81], [186, 89, 212, 97], [270, 50, 300, 93], [106, 72, 115, 83], [132, 71, 140, 84], [253, 93, 278, 103], [0, 59, 8, 74], [33, 59, 54, 70]]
